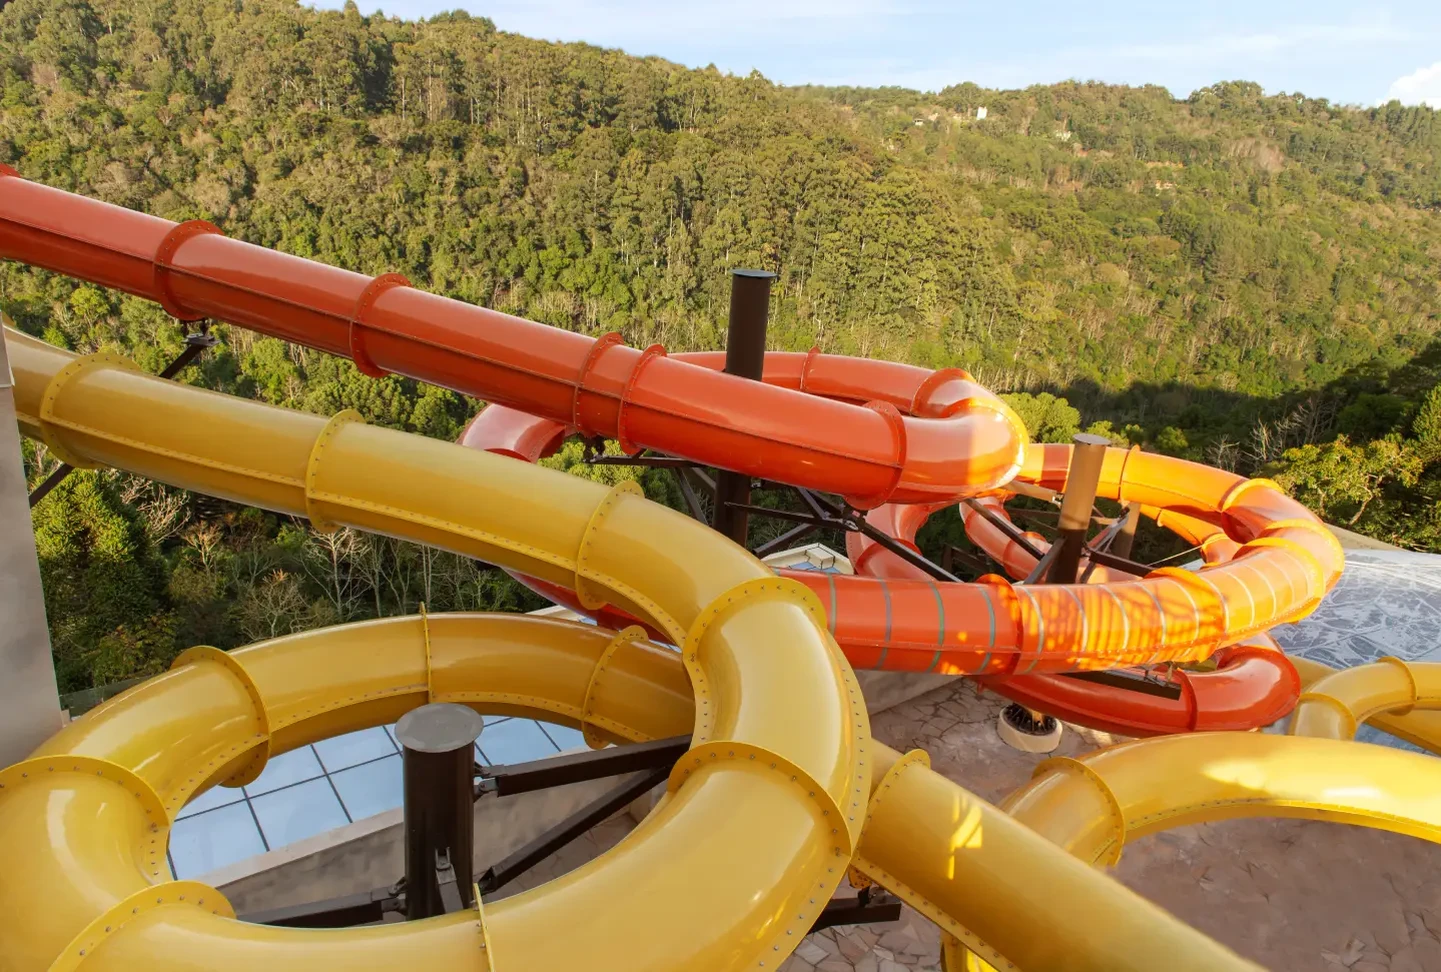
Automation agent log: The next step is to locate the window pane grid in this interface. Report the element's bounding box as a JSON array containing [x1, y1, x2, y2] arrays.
[[168, 717, 571, 879]]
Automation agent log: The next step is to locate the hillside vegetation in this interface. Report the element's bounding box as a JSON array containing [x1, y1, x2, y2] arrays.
[[3, 0, 1440, 691]]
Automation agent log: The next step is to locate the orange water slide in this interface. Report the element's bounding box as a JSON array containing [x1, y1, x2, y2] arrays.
[[0, 168, 1023, 506], [463, 402, 1339, 713], [850, 483, 1302, 734], [0, 169, 1341, 729]]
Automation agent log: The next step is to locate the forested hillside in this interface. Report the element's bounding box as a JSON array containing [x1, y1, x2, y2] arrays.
[[3, 0, 1441, 692]]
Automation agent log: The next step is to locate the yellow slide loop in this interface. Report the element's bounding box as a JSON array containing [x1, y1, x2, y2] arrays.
[[852, 750, 1011, 971], [303, 408, 364, 532], [574, 479, 644, 610], [37, 350, 140, 468], [1291, 658, 1441, 740], [1292, 691, 1359, 740], [0, 755, 170, 881], [581, 624, 651, 749], [170, 646, 271, 788], [419, 602, 434, 702], [1007, 733, 1441, 856], [1291, 656, 1441, 754], [473, 885, 496, 971], [1029, 756, 1127, 866], [668, 740, 854, 857], [678, 576, 830, 745], [50, 881, 233, 972]]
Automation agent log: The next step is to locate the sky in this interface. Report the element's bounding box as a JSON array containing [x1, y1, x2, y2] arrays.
[[315, 0, 1441, 108]]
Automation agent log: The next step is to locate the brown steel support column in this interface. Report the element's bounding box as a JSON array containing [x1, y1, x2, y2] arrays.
[[1111, 502, 1141, 560], [712, 269, 775, 547], [1047, 433, 1110, 584], [395, 702, 484, 919]]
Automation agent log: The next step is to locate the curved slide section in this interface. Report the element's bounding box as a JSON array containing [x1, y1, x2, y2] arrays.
[[948, 731, 1441, 969], [0, 169, 1338, 732], [1291, 656, 1441, 754], [1291, 657, 1441, 746], [951, 486, 1301, 735], [2, 326, 868, 970], [0, 169, 1024, 506], [0, 327, 1250, 970], [467, 406, 1325, 732], [1001, 733, 1441, 866]]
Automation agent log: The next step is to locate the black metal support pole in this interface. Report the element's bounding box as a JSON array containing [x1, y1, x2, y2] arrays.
[[1047, 433, 1110, 585], [712, 269, 775, 546], [395, 702, 484, 919]]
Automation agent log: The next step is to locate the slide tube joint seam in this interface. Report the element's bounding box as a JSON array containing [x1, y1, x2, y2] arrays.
[[615, 343, 666, 455], [667, 740, 855, 855], [347, 272, 411, 378], [1031, 756, 1127, 865], [0, 755, 170, 881], [573, 479, 646, 612], [170, 645, 271, 789], [151, 219, 220, 321], [38, 351, 141, 468], [581, 625, 650, 749], [50, 880, 233, 971], [678, 577, 830, 747], [304, 408, 365, 532], [570, 331, 623, 432], [851, 752, 1010, 970]]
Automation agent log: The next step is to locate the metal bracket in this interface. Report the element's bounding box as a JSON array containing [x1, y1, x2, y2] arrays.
[[475, 765, 669, 896], [475, 734, 691, 800], [435, 849, 464, 914]]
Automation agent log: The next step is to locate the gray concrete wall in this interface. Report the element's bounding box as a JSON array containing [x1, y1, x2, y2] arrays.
[[0, 330, 61, 766]]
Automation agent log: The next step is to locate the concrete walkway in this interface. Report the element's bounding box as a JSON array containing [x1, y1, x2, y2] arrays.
[[780, 682, 1441, 972]]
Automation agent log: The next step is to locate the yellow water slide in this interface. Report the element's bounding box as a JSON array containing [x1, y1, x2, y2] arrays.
[[0, 326, 1249, 970], [945, 661, 1441, 971]]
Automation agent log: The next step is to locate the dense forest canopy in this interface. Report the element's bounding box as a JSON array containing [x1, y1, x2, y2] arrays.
[[3, 0, 1441, 692]]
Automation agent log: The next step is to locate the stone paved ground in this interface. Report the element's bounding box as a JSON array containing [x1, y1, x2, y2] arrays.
[[778, 681, 1441, 972]]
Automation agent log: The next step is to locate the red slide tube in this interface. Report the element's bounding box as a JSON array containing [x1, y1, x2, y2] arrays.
[[0, 169, 1025, 506]]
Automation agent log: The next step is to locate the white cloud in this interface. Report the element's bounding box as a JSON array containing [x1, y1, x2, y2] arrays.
[[1386, 61, 1441, 106]]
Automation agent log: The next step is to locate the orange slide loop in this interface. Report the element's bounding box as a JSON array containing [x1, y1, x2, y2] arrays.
[[909, 367, 972, 417], [799, 343, 822, 394], [0, 170, 1342, 738], [0, 168, 1029, 504], [845, 399, 907, 510], [152, 218, 220, 321], [571, 330, 624, 432], [617, 343, 667, 455], [460, 409, 1329, 733], [347, 272, 411, 378]]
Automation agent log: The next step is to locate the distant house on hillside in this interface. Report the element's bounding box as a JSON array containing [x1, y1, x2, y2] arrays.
[[976, 107, 988, 120]]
